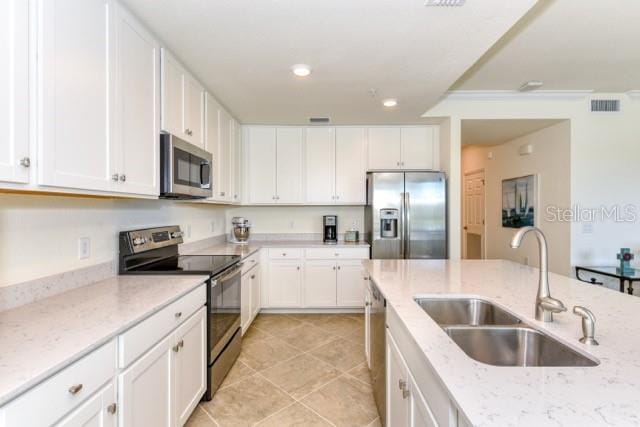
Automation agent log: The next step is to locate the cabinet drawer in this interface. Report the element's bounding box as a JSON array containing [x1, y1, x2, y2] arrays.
[[268, 248, 303, 259], [118, 284, 206, 368], [1, 340, 116, 427], [241, 251, 260, 275], [305, 247, 369, 260]]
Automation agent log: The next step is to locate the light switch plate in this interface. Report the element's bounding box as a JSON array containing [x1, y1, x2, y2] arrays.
[[78, 237, 91, 259]]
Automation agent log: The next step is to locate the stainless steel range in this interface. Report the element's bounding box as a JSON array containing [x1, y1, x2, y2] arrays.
[[119, 225, 241, 400]]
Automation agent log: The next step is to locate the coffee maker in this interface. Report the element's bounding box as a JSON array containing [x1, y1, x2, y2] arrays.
[[323, 215, 338, 244]]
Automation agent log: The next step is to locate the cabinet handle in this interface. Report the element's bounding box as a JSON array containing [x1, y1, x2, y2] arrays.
[[112, 173, 119, 182], [337, 266, 341, 270], [179, 339, 184, 348], [175, 311, 182, 318], [334, 253, 339, 256], [297, 266, 300, 270], [282, 253, 287, 256], [107, 403, 117, 415], [173, 343, 180, 352], [398, 379, 410, 399], [220, 192, 226, 196], [68, 384, 83, 395], [19, 157, 30, 167], [251, 275, 255, 279], [363, 277, 369, 281], [333, 266, 336, 270], [119, 174, 126, 182]]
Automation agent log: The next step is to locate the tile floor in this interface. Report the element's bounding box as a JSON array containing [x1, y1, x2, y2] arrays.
[[186, 313, 381, 427]]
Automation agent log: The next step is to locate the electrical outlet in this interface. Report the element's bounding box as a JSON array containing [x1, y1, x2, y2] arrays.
[[523, 256, 529, 266], [186, 225, 192, 239], [288, 221, 295, 230], [78, 237, 91, 259], [211, 221, 216, 233]]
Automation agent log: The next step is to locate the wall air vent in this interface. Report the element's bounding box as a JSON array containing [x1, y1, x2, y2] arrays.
[[591, 99, 620, 112], [309, 117, 330, 124], [425, 0, 466, 6]]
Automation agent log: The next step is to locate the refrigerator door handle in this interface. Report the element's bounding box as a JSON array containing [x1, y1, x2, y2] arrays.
[[405, 192, 411, 259], [400, 192, 405, 259]]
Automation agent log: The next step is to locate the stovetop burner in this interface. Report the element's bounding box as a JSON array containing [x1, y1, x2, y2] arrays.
[[132, 254, 240, 275]]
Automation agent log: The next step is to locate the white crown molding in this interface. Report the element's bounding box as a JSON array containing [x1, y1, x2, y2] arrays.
[[627, 90, 640, 99], [443, 90, 595, 101]]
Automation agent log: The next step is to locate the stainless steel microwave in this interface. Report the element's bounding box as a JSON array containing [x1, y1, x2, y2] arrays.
[[160, 134, 212, 199]]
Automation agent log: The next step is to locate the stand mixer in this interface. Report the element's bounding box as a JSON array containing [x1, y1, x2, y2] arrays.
[[229, 217, 251, 244]]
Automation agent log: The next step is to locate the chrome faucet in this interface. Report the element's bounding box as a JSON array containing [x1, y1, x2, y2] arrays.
[[510, 226, 567, 322]]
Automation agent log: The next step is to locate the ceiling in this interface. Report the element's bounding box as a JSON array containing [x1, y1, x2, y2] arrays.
[[453, 0, 640, 92], [461, 119, 565, 146], [120, 0, 536, 125]]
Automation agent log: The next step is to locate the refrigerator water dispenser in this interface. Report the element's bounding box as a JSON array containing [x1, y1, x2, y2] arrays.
[[380, 209, 398, 238]]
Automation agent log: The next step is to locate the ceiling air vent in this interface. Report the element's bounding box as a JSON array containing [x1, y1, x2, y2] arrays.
[[425, 0, 466, 6], [591, 99, 620, 113], [309, 117, 330, 124]]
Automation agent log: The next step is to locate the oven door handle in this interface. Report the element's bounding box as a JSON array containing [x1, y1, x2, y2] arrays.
[[213, 263, 243, 284]]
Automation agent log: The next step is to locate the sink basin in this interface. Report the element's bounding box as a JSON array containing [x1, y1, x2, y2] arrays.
[[444, 326, 599, 367], [415, 298, 521, 326]]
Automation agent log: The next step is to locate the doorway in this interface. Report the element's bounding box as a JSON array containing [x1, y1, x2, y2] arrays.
[[463, 169, 485, 259]]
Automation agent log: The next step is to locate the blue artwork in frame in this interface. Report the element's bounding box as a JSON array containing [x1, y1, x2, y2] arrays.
[[502, 175, 535, 228]]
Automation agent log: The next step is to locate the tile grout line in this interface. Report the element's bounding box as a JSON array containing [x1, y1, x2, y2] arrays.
[[198, 404, 220, 427]]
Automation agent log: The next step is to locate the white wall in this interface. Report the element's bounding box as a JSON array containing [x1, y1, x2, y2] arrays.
[[0, 194, 228, 287], [226, 206, 364, 236], [427, 93, 640, 269], [462, 121, 571, 275]]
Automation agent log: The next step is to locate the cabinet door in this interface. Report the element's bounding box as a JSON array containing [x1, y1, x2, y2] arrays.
[[0, 0, 29, 184], [364, 281, 372, 368], [160, 49, 183, 137], [246, 127, 277, 203], [336, 260, 365, 307], [113, 4, 159, 195], [56, 381, 116, 427], [305, 128, 335, 204], [183, 74, 204, 147], [304, 260, 337, 307], [241, 271, 252, 332], [204, 93, 221, 200], [401, 127, 434, 170], [267, 261, 302, 307], [335, 127, 366, 204], [231, 119, 242, 203], [119, 333, 173, 427], [217, 108, 232, 201], [174, 308, 207, 426], [39, 0, 113, 191], [276, 127, 304, 203], [368, 127, 401, 170], [408, 372, 437, 427], [251, 266, 261, 318], [387, 331, 410, 427]]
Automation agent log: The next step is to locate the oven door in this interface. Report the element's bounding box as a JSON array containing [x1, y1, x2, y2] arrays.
[[161, 134, 213, 199], [208, 263, 242, 362]]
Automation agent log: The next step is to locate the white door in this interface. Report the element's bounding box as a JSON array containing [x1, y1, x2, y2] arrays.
[[386, 331, 410, 427], [113, 4, 159, 195], [246, 127, 277, 203], [241, 271, 252, 332], [408, 373, 437, 427], [160, 49, 183, 137], [276, 128, 304, 203], [0, 0, 29, 184], [231, 119, 242, 203], [183, 74, 204, 147], [174, 308, 207, 426], [335, 127, 366, 204], [401, 127, 434, 170], [463, 170, 485, 259], [267, 261, 302, 307], [336, 260, 365, 307], [305, 128, 335, 204], [119, 333, 173, 427], [56, 381, 117, 427], [204, 93, 221, 199], [39, 0, 113, 191], [368, 127, 401, 170], [250, 266, 261, 318], [217, 108, 232, 201], [303, 260, 337, 307]]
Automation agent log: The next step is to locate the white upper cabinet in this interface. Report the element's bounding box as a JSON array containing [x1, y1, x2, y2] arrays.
[[231, 118, 242, 203], [246, 127, 277, 204], [160, 49, 204, 147], [335, 127, 366, 204], [204, 92, 237, 204], [368, 126, 438, 171], [217, 108, 232, 201], [38, 0, 114, 192], [0, 0, 30, 184], [305, 128, 335, 204], [112, 3, 159, 196], [368, 127, 401, 170], [401, 127, 435, 170], [275, 127, 304, 203]]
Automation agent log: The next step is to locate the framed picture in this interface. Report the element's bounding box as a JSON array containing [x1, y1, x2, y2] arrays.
[[502, 175, 536, 228]]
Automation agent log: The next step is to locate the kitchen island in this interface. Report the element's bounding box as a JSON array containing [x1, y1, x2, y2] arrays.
[[363, 259, 640, 426]]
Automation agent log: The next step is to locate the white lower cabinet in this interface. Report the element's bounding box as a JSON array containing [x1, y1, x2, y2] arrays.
[[267, 260, 303, 307], [56, 381, 117, 427], [241, 262, 261, 332], [337, 260, 365, 307], [251, 266, 261, 319], [304, 260, 338, 307]]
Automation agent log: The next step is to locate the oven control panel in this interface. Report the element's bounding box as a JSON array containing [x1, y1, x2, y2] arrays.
[[122, 225, 184, 254]]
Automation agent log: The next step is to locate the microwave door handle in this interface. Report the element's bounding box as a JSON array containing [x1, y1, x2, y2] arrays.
[[200, 161, 211, 189]]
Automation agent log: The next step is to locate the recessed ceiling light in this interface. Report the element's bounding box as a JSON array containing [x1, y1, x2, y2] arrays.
[[291, 64, 312, 77], [383, 98, 398, 107], [519, 81, 543, 92]]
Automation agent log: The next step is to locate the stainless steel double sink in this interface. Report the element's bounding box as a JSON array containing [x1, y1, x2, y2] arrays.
[[415, 298, 598, 367]]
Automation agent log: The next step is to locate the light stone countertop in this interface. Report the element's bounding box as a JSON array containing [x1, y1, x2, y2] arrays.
[[0, 274, 208, 406], [183, 240, 370, 259], [363, 259, 640, 427]]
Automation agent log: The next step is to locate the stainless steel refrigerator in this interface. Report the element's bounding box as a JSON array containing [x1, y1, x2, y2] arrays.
[[365, 171, 447, 259]]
